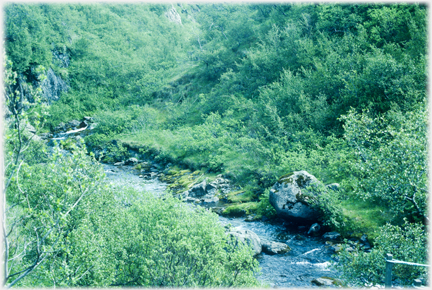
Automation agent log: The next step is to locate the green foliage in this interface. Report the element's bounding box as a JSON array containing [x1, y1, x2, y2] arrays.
[[308, 184, 346, 231], [103, 190, 260, 287], [255, 189, 276, 219], [336, 221, 428, 286], [341, 108, 428, 222], [4, 3, 428, 287], [5, 4, 52, 73]]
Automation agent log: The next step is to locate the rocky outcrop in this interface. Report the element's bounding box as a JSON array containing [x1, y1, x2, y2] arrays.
[[322, 232, 341, 241], [165, 5, 182, 25], [180, 175, 231, 204], [269, 171, 323, 223], [227, 227, 262, 255], [41, 68, 68, 104]]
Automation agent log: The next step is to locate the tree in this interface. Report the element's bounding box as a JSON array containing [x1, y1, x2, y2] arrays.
[[341, 108, 428, 223], [2, 56, 105, 287]]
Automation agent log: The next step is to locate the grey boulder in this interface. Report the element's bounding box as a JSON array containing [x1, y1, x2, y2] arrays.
[[227, 228, 262, 255], [261, 239, 291, 255], [269, 171, 322, 222]]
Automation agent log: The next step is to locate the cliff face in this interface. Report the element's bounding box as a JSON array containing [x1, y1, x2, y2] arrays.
[[41, 68, 68, 104]]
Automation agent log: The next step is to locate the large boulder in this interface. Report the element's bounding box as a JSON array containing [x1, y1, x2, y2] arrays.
[[269, 171, 322, 223], [227, 228, 262, 255]]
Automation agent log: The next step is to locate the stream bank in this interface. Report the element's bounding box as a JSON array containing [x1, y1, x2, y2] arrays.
[[103, 162, 342, 288]]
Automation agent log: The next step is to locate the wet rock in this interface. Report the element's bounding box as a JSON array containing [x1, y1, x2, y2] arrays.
[[322, 232, 341, 241], [261, 239, 291, 255], [88, 122, 98, 130], [244, 215, 257, 222], [39, 132, 53, 139], [308, 223, 321, 236], [185, 197, 200, 203], [205, 183, 218, 195], [360, 234, 371, 250], [150, 167, 159, 172], [78, 120, 88, 128], [311, 277, 335, 286], [188, 180, 208, 197], [227, 228, 262, 255], [83, 116, 93, 122], [269, 171, 323, 222], [211, 207, 225, 215], [66, 120, 80, 130], [125, 157, 138, 165], [201, 195, 219, 203], [135, 162, 151, 171], [114, 161, 125, 166]]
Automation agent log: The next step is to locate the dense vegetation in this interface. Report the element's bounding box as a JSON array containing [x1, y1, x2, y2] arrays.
[[3, 2, 428, 287]]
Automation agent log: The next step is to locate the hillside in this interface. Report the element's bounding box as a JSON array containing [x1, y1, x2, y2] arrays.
[[3, 3, 428, 287]]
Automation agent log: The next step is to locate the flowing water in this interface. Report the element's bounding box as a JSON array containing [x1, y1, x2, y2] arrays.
[[103, 163, 340, 288]]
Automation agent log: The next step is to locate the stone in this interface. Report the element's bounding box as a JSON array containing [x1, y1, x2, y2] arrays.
[[261, 239, 291, 255], [136, 162, 152, 171], [308, 223, 321, 235], [205, 182, 218, 195], [114, 161, 125, 166], [269, 171, 322, 222], [330, 244, 343, 253], [41, 68, 68, 104], [78, 120, 88, 128], [83, 116, 93, 122], [245, 215, 257, 222], [125, 157, 139, 165], [88, 123, 98, 130], [227, 228, 262, 255], [326, 183, 340, 191], [66, 120, 81, 130], [322, 232, 341, 241], [311, 277, 335, 286], [39, 133, 53, 140], [211, 207, 225, 215], [201, 195, 219, 203], [188, 180, 208, 198]]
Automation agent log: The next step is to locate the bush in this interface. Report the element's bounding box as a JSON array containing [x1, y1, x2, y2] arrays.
[[105, 190, 261, 287], [336, 220, 428, 287]]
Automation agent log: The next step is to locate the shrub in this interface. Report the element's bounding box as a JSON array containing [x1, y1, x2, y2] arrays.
[[336, 220, 428, 287], [105, 190, 261, 287]]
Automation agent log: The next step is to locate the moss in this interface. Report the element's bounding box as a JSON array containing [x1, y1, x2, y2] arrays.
[[295, 174, 311, 187], [277, 172, 294, 184], [295, 191, 318, 205], [320, 277, 344, 287], [221, 202, 259, 217], [225, 190, 245, 203]]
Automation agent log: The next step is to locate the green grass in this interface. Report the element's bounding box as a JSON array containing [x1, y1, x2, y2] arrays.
[[222, 202, 259, 217], [340, 198, 392, 242]]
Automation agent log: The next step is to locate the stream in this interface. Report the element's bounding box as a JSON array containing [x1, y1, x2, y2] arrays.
[[103, 163, 341, 288]]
